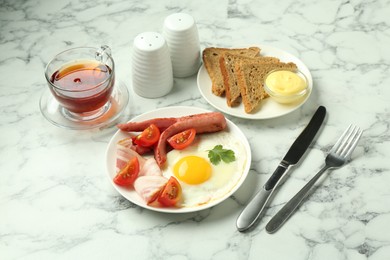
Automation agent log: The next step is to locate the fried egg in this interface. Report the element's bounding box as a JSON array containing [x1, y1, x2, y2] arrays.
[[162, 131, 247, 208]]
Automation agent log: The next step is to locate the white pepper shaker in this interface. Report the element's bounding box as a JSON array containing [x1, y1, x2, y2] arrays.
[[163, 13, 201, 78]]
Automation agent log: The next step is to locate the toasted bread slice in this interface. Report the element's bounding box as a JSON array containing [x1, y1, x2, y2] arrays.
[[202, 47, 260, 96], [236, 61, 297, 113], [220, 54, 280, 107]]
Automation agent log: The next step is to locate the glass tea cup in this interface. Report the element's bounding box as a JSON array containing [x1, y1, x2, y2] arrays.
[[44, 45, 115, 121]]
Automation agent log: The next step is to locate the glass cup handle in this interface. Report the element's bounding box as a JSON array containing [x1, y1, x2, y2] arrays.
[[95, 45, 111, 63]]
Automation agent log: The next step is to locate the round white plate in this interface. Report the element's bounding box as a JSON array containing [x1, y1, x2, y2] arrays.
[[105, 106, 251, 213], [197, 45, 313, 119]]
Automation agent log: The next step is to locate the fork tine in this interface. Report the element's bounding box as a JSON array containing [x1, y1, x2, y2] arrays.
[[337, 126, 354, 155], [338, 125, 358, 153], [341, 127, 363, 158], [335, 125, 356, 155], [331, 124, 353, 153]]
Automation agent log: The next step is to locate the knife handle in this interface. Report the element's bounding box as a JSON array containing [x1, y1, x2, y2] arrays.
[[236, 164, 289, 232], [236, 188, 271, 231]]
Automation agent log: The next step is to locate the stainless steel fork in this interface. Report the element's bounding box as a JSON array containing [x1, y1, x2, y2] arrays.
[[266, 124, 363, 233]]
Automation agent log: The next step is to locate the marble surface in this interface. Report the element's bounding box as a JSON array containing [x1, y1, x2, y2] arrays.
[[1, 0, 389, 259]]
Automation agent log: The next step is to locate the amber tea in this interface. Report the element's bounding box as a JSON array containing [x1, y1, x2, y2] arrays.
[[49, 60, 114, 113]]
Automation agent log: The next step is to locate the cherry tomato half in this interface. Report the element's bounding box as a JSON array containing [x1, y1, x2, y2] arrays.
[[113, 157, 140, 187], [134, 124, 161, 147], [167, 128, 196, 150], [147, 189, 162, 205], [158, 177, 182, 207]]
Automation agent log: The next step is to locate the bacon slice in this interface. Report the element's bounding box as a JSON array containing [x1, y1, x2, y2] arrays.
[[116, 139, 146, 173], [155, 112, 227, 166], [134, 175, 168, 204], [116, 143, 166, 205], [117, 136, 134, 148], [118, 136, 153, 155], [132, 143, 153, 155], [139, 158, 162, 177]]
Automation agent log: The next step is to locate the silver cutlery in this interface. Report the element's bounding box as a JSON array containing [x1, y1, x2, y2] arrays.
[[236, 106, 326, 232], [266, 124, 363, 233]]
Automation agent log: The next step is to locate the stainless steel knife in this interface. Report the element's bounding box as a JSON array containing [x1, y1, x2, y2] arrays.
[[236, 106, 326, 232]]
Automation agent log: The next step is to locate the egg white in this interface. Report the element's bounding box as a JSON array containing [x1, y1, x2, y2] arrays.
[[162, 131, 247, 208]]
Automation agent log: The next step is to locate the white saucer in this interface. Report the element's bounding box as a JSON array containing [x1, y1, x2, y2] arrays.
[[40, 80, 129, 130]]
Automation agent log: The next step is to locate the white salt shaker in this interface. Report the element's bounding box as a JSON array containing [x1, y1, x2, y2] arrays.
[[163, 13, 201, 78], [131, 32, 173, 98]]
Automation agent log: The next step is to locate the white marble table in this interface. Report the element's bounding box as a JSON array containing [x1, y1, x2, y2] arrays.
[[1, 0, 389, 259]]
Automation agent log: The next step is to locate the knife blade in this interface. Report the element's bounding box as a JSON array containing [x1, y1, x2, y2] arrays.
[[236, 106, 326, 232]]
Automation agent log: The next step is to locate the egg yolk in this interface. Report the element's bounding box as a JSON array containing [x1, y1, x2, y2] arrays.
[[173, 156, 212, 185]]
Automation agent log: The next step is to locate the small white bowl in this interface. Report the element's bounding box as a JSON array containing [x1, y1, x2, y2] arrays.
[[264, 69, 309, 104]]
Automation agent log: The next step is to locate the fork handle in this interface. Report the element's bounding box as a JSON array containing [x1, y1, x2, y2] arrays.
[[265, 165, 330, 233]]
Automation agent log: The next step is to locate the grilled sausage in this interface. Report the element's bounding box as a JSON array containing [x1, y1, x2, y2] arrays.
[[117, 117, 178, 132], [154, 112, 227, 166]]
